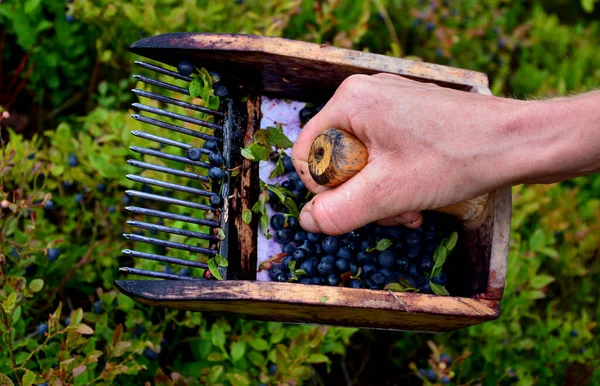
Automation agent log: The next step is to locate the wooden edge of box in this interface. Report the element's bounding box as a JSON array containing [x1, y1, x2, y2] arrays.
[[129, 32, 489, 93], [114, 280, 500, 332]]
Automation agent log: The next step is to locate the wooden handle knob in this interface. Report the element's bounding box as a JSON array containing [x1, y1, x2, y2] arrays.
[[308, 128, 489, 224]]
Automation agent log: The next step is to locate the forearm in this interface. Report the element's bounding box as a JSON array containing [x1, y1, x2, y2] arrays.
[[495, 91, 600, 186]]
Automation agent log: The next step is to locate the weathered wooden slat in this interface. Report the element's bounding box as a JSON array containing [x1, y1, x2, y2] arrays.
[[129, 33, 488, 102], [114, 280, 499, 332]]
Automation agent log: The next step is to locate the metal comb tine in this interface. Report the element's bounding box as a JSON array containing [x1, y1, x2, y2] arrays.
[[131, 114, 222, 142], [132, 103, 222, 131], [132, 89, 223, 117], [123, 249, 209, 269], [126, 175, 214, 197], [129, 146, 212, 169], [126, 160, 210, 182], [125, 206, 220, 228], [123, 233, 217, 255], [125, 189, 215, 212], [134, 60, 193, 82], [133, 74, 189, 96], [130, 130, 192, 150], [127, 220, 218, 241], [119, 267, 202, 281]]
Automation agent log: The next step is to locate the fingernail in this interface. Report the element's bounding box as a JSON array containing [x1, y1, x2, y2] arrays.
[[299, 205, 321, 233]]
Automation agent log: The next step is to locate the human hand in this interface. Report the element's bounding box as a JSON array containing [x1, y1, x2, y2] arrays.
[[291, 73, 528, 235]]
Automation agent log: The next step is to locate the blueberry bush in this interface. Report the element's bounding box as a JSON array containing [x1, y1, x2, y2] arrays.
[[1, 0, 599, 385]]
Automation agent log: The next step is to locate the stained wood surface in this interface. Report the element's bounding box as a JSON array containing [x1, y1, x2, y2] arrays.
[[129, 33, 488, 102], [115, 280, 500, 332]]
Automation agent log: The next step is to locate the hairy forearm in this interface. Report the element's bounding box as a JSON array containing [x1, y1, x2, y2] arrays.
[[498, 90, 600, 186]]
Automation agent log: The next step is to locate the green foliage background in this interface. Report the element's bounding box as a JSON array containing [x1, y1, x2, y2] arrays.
[[0, 0, 599, 385]]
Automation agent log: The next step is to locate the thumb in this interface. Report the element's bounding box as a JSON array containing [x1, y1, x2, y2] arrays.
[[298, 164, 395, 235]]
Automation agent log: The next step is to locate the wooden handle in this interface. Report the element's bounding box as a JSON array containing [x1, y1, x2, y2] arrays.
[[308, 128, 489, 223]]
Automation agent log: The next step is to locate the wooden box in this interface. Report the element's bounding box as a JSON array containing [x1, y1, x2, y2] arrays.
[[115, 33, 511, 333]]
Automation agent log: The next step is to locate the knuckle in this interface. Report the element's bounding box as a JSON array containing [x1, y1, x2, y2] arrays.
[[310, 197, 347, 235], [337, 74, 370, 97]]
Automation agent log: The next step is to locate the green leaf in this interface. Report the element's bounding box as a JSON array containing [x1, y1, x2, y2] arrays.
[[283, 197, 299, 218], [366, 238, 392, 252], [208, 366, 224, 383], [266, 125, 293, 148], [29, 278, 44, 293], [230, 340, 246, 362], [581, 0, 594, 13], [208, 259, 224, 280], [217, 228, 226, 241], [266, 185, 286, 203], [215, 254, 228, 268], [207, 352, 227, 362], [247, 350, 266, 366], [226, 373, 251, 386], [529, 229, 546, 251], [242, 143, 270, 162], [288, 260, 296, 272], [306, 353, 331, 364], [248, 338, 269, 351], [15, 352, 29, 365], [539, 247, 559, 258], [241, 147, 257, 161], [253, 129, 270, 147], [445, 232, 458, 251], [269, 155, 286, 179], [430, 282, 450, 296], [294, 269, 307, 275], [384, 283, 406, 292], [211, 324, 226, 349], [22, 370, 36, 386], [430, 245, 448, 278], [24, 0, 42, 14], [11, 306, 21, 326], [189, 75, 202, 98], [531, 275, 555, 289], [231, 169, 240, 177], [242, 209, 252, 224], [71, 308, 83, 326]]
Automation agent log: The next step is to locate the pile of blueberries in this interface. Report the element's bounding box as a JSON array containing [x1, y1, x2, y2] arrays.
[[264, 106, 454, 293]]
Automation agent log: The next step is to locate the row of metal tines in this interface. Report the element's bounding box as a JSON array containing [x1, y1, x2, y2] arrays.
[[119, 60, 227, 281]]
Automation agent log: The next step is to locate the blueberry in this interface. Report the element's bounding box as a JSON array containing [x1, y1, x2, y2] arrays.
[[419, 259, 433, 272], [300, 258, 317, 276], [267, 189, 277, 203], [306, 232, 320, 243], [314, 243, 323, 256], [396, 258, 409, 271], [268, 265, 283, 281], [67, 153, 79, 167], [440, 376, 450, 384], [10, 248, 19, 258], [425, 369, 436, 381], [270, 214, 285, 230], [277, 273, 288, 282], [66, 14, 75, 23], [406, 246, 421, 260], [440, 353, 452, 364], [209, 167, 225, 180], [571, 329, 579, 337], [281, 180, 293, 191], [186, 148, 203, 161], [177, 61, 195, 76], [143, 348, 159, 360], [281, 155, 294, 172], [63, 180, 73, 188], [426, 21, 435, 32], [367, 272, 386, 289], [179, 268, 192, 276], [384, 226, 403, 239], [96, 183, 107, 193], [282, 255, 293, 269], [293, 231, 307, 242], [362, 264, 377, 277], [282, 243, 295, 255], [209, 194, 223, 208], [336, 246, 354, 260], [290, 248, 307, 263], [317, 256, 335, 275], [44, 200, 55, 210], [299, 106, 315, 124], [497, 38, 507, 49], [296, 240, 315, 255], [349, 263, 359, 275], [408, 264, 419, 277], [203, 140, 219, 151], [37, 323, 48, 336], [335, 258, 350, 273], [416, 277, 431, 293], [93, 300, 103, 313], [267, 362, 277, 375], [164, 266, 174, 275], [38, 383, 49, 386], [65, 315, 71, 326], [47, 248, 61, 261], [432, 272, 447, 285], [323, 274, 339, 286], [377, 250, 395, 268], [349, 279, 364, 289], [73, 193, 83, 204], [122, 195, 133, 205], [208, 152, 224, 166], [274, 229, 292, 245], [379, 268, 393, 281], [423, 230, 438, 243], [356, 251, 373, 265], [299, 278, 312, 284], [311, 276, 323, 285], [373, 226, 384, 236], [286, 216, 299, 228], [214, 84, 229, 98]]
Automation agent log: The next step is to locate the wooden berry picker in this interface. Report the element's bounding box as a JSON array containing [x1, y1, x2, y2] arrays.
[[115, 33, 511, 333]]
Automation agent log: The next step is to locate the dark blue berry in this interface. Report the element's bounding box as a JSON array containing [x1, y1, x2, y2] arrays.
[[336, 246, 354, 261], [44, 200, 55, 210], [312, 276, 323, 285], [377, 250, 395, 268], [300, 258, 317, 276], [214, 84, 229, 98], [356, 251, 373, 265], [571, 329, 579, 337], [396, 258, 409, 271], [292, 248, 307, 262], [143, 348, 159, 360], [384, 226, 403, 239], [432, 272, 447, 285], [416, 277, 431, 293], [47, 248, 61, 261], [408, 264, 419, 277], [299, 106, 315, 124], [96, 183, 107, 193], [177, 61, 195, 76], [306, 232, 320, 243], [67, 153, 79, 167], [268, 265, 283, 281], [164, 266, 174, 275], [440, 353, 452, 364], [277, 273, 288, 282], [286, 216, 299, 228], [349, 263, 359, 275], [209, 152, 224, 166], [282, 243, 295, 255], [274, 229, 292, 245], [209, 195, 223, 208], [27, 153, 36, 159], [405, 232, 421, 246], [321, 236, 339, 254], [63, 180, 73, 188], [407, 247, 421, 260], [426, 21, 435, 32], [209, 167, 225, 180], [362, 264, 377, 277], [65, 315, 71, 326], [335, 258, 350, 273], [66, 14, 75, 23], [281, 180, 293, 191], [296, 240, 315, 255], [282, 255, 293, 269], [37, 323, 48, 336], [267, 362, 277, 375], [441, 376, 450, 384], [317, 256, 335, 276], [186, 148, 202, 161], [349, 279, 363, 289], [299, 278, 312, 284], [122, 195, 133, 205], [281, 155, 294, 172], [326, 274, 340, 286], [293, 230, 307, 242], [314, 243, 323, 256], [419, 259, 433, 272], [270, 214, 285, 230], [368, 273, 386, 289], [74, 193, 83, 204], [203, 140, 219, 151], [497, 38, 507, 49], [425, 369, 436, 381], [93, 301, 103, 313], [10, 248, 19, 258], [179, 268, 192, 276]]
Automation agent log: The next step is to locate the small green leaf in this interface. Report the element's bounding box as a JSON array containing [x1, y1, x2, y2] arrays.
[[283, 197, 299, 218], [253, 129, 270, 147], [211, 324, 226, 349], [208, 259, 224, 280], [445, 232, 458, 251], [529, 229, 546, 251], [189, 75, 202, 98], [215, 254, 228, 268], [231, 169, 240, 177], [207, 352, 227, 362], [241, 147, 256, 161], [319, 296, 329, 303], [230, 340, 246, 362], [266, 125, 293, 148], [366, 238, 392, 252], [294, 269, 307, 275], [531, 274, 555, 289], [384, 283, 406, 292], [29, 278, 44, 293], [242, 209, 252, 224], [430, 282, 450, 296], [22, 370, 36, 386], [306, 354, 331, 364], [266, 185, 286, 203], [217, 228, 226, 241], [351, 267, 362, 279], [242, 143, 270, 161], [11, 306, 21, 326], [269, 155, 286, 179], [208, 366, 224, 383], [288, 260, 296, 272], [247, 350, 266, 366], [581, 0, 594, 13], [248, 338, 269, 351]]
